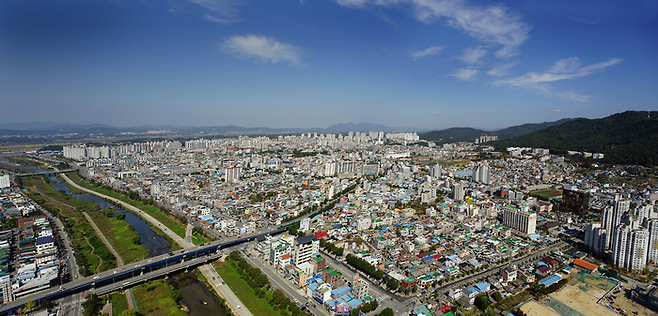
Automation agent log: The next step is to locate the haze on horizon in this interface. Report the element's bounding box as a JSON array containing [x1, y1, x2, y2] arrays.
[[1, 0, 656, 130]]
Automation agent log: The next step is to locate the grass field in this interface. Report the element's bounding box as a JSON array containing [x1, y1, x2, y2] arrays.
[[88, 209, 150, 264], [68, 173, 187, 238], [529, 189, 563, 200], [110, 292, 129, 316], [213, 261, 282, 316], [0, 162, 35, 174], [6, 156, 49, 169], [132, 279, 187, 316], [192, 231, 211, 246]]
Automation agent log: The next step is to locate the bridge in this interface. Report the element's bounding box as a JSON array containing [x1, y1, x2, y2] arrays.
[[15, 169, 77, 177], [0, 229, 286, 315]]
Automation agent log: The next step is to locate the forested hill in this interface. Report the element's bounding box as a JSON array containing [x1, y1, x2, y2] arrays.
[[420, 118, 573, 143], [493, 111, 658, 166]]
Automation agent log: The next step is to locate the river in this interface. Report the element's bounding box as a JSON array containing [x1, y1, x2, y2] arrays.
[[3, 156, 226, 314]]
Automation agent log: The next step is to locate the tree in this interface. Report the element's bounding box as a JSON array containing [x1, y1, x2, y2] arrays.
[[116, 213, 126, 220], [119, 309, 143, 316], [376, 308, 394, 316], [25, 300, 37, 311], [81, 294, 104, 316], [103, 209, 114, 217], [474, 294, 490, 311]]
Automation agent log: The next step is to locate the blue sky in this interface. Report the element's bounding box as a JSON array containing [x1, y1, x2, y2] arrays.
[[1, 0, 656, 130]]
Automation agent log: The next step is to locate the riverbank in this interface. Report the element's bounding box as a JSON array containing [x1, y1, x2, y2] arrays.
[[67, 172, 187, 238]]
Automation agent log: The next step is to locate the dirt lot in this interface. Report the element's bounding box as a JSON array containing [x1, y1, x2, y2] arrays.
[[601, 290, 658, 316], [520, 300, 561, 316], [551, 285, 617, 316]]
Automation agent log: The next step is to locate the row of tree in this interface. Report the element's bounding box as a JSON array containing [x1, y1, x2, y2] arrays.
[[320, 238, 344, 255], [345, 254, 384, 280]]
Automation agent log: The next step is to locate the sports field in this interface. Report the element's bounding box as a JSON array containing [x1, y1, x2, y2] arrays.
[[551, 285, 617, 316], [529, 188, 562, 199]]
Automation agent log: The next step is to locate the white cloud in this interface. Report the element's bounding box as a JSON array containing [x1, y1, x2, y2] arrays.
[[204, 14, 241, 23], [187, 0, 241, 23], [452, 67, 479, 81], [410, 46, 444, 60], [220, 34, 301, 65], [336, 0, 531, 58], [459, 46, 487, 64], [493, 57, 621, 102], [486, 62, 517, 76], [553, 109, 562, 113]]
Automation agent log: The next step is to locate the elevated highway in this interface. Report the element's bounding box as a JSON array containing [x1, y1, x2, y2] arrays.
[[0, 229, 285, 315]]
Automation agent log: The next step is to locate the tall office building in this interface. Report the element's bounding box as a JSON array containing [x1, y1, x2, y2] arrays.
[[502, 206, 537, 235], [611, 224, 650, 272], [562, 185, 590, 213], [472, 163, 491, 184], [584, 223, 607, 254]]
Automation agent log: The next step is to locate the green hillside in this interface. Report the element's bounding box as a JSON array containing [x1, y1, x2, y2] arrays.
[[420, 118, 572, 144], [419, 127, 486, 143], [494, 111, 658, 166]]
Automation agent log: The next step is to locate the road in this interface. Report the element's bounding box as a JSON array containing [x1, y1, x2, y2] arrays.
[[243, 244, 331, 316], [59, 174, 252, 316]]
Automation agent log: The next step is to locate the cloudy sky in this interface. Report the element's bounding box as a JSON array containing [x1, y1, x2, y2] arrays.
[[1, 0, 656, 129]]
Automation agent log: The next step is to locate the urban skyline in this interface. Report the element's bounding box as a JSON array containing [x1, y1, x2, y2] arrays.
[[1, 0, 656, 129]]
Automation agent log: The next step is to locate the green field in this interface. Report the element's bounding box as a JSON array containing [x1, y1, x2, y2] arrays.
[[529, 189, 563, 200], [88, 209, 150, 264], [67, 173, 187, 238], [132, 279, 187, 316], [110, 292, 129, 316], [0, 162, 35, 174], [213, 261, 283, 316]]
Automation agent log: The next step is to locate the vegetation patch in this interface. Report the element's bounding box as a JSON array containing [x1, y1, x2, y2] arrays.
[[0, 162, 35, 174], [88, 209, 149, 264], [132, 279, 187, 316], [110, 292, 129, 316]]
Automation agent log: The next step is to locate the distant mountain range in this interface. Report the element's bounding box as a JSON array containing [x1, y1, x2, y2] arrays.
[[494, 111, 658, 165], [419, 118, 574, 143], [0, 122, 417, 138]]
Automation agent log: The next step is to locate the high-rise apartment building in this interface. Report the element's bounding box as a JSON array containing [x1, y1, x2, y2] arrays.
[[430, 164, 442, 179], [602, 196, 630, 249], [584, 223, 606, 254], [472, 163, 491, 184], [647, 219, 658, 264], [502, 206, 537, 235], [611, 224, 649, 272]]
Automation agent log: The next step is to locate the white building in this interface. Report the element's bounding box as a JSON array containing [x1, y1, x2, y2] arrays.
[[294, 235, 319, 268], [611, 224, 649, 272], [352, 274, 369, 300], [472, 163, 491, 184], [0, 174, 10, 189], [502, 206, 537, 235], [584, 223, 606, 254]]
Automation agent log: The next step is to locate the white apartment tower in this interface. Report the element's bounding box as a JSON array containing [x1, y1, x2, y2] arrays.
[[647, 219, 658, 264], [602, 196, 630, 249], [611, 224, 650, 272], [472, 163, 491, 184], [225, 167, 241, 183], [502, 206, 537, 235], [430, 164, 442, 179], [584, 223, 606, 254]]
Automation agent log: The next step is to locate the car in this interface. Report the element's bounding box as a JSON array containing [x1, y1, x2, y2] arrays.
[[237, 305, 241, 310], [93, 276, 99, 280], [294, 299, 299, 303], [212, 277, 215, 280]]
